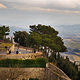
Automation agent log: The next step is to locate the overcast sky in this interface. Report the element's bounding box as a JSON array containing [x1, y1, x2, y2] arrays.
[[0, 0, 80, 28]]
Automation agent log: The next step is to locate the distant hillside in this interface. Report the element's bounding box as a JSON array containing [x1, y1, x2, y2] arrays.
[[54, 24, 80, 60], [64, 38, 80, 49], [54, 24, 80, 38], [10, 26, 29, 35], [0, 24, 29, 36]]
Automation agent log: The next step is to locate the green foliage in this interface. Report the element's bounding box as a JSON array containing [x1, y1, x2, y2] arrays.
[[29, 78, 39, 80], [29, 24, 58, 35], [78, 71, 80, 80], [14, 24, 67, 57], [29, 24, 67, 56], [29, 78, 34, 80], [49, 53, 79, 80], [0, 26, 10, 40], [35, 58, 48, 67], [35, 78, 39, 80], [0, 58, 47, 68], [48, 56, 56, 64], [29, 32, 42, 48], [22, 78, 25, 80], [57, 59, 78, 80], [14, 31, 29, 46], [48, 53, 57, 64]]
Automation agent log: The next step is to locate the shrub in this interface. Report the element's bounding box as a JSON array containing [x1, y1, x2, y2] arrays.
[[35, 58, 48, 67], [35, 78, 39, 80], [29, 78, 34, 80], [29, 78, 39, 80], [0, 58, 48, 68]]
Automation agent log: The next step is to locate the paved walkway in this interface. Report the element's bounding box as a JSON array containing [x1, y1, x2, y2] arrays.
[[0, 47, 33, 55], [0, 52, 43, 60]]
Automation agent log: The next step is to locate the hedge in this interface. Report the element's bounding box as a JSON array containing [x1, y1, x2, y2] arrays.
[[0, 58, 48, 68], [29, 78, 39, 80]]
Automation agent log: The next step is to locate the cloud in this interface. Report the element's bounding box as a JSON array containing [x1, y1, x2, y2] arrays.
[[0, 3, 7, 8], [9, 3, 80, 14], [1, 0, 80, 13], [4, 0, 80, 8], [47, 0, 80, 9]]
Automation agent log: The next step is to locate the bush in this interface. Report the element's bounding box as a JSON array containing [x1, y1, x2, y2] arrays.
[[0, 58, 48, 68], [35, 78, 39, 80], [29, 78, 34, 80], [35, 58, 48, 67], [48, 56, 56, 64], [29, 78, 39, 80]]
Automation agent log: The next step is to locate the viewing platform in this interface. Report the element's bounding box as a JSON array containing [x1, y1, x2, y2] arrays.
[[0, 52, 43, 60]]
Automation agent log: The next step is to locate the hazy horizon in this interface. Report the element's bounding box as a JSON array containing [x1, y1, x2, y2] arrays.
[[0, 0, 80, 27]]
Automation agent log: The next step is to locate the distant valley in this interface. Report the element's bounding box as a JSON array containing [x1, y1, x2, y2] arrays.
[[55, 24, 80, 61]]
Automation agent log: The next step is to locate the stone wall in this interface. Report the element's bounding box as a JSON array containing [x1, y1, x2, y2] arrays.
[[0, 68, 45, 80], [0, 63, 71, 80], [45, 63, 71, 80]]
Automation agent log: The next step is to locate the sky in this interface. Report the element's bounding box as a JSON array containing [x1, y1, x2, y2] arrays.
[[0, 0, 80, 28]]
